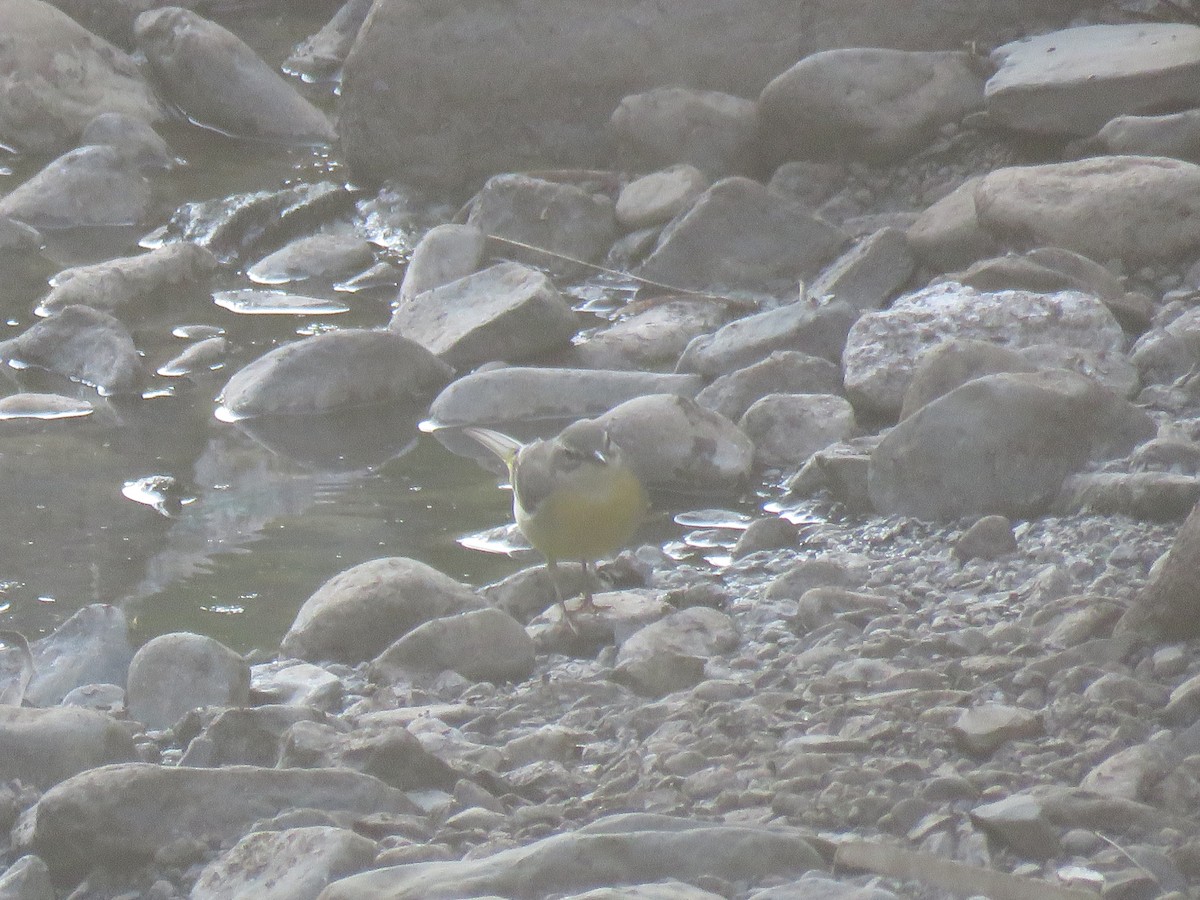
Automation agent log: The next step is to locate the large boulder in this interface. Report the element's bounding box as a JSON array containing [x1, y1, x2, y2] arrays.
[[986, 24, 1200, 137], [868, 370, 1155, 520], [0, 0, 163, 153], [842, 283, 1129, 418], [337, 0, 1081, 188]]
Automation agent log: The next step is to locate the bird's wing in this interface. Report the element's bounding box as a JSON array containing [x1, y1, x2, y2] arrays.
[[461, 427, 521, 466]]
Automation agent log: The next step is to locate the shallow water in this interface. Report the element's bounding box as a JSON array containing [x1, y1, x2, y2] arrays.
[[0, 7, 787, 653]]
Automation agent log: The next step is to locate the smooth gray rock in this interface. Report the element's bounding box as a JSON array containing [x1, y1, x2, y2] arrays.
[[247, 234, 374, 286], [426, 366, 703, 429], [20, 763, 417, 880], [370, 607, 536, 683], [0, 146, 151, 229], [216, 329, 453, 419], [951, 704, 1043, 756], [900, 339, 1036, 420], [0, 706, 135, 790], [1119, 499, 1200, 640], [280, 557, 485, 664], [0, 305, 142, 396], [609, 88, 759, 177], [179, 705, 326, 768], [278, 720, 459, 791], [398, 224, 486, 304], [157, 335, 228, 377], [906, 175, 1003, 272], [695, 350, 842, 422], [284, 0, 374, 82], [0, 854, 53, 900], [842, 283, 1127, 418], [250, 661, 343, 710], [126, 632, 249, 730], [1052, 472, 1200, 521], [759, 48, 985, 163], [466, 174, 618, 280], [785, 439, 874, 511], [973, 156, 1200, 267], [953, 515, 1018, 562], [614, 608, 740, 697], [738, 393, 856, 468], [38, 242, 218, 316], [868, 370, 1155, 520], [639, 177, 846, 296], [192, 825, 377, 900], [134, 7, 335, 144], [1131, 305, 1200, 387], [0, 0, 163, 153], [969, 794, 1061, 859], [808, 227, 915, 310], [615, 165, 710, 230], [24, 603, 133, 707], [389, 262, 579, 370], [1089, 108, 1200, 162], [677, 299, 857, 378], [986, 24, 1200, 137], [79, 111, 174, 169], [320, 814, 823, 899], [595, 394, 754, 495], [568, 298, 727, 371]]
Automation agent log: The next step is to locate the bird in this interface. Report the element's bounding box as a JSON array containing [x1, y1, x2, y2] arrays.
[[463, 420, 649, 625]]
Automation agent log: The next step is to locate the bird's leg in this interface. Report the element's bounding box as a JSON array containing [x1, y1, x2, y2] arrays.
[[547, 557, 582, 634], [576, 559, 608, 615]]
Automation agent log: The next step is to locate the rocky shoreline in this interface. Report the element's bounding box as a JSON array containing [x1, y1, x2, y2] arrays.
[[5, 0, 1200, 898]]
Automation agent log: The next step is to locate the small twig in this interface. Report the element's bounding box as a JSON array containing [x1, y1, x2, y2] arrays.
[[486, 234, 761, 311]]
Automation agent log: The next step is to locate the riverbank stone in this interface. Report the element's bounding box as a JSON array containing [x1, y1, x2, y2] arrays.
[[759, 48, 986, 164], [397, 224, 486, 304], [638, 177, 846, 296], [134, 7, 335, 144], [0, 305, 142, 396], [0, 146, 153, 230], [986, 23, 1200, 137], [842, 283, 1127, 418], [389, 262, 579, 370], [0, 707, 135, 790], [280, 557, 485, 664], [370, 607, 536, 684], [216, 329, 452, 419], [868, 370, 1155, 520], [0, 0, 163, 153], [126, 632, 249, 730]]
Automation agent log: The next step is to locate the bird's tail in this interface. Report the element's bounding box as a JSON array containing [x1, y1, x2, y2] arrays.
[[461, 426, 522, 466]]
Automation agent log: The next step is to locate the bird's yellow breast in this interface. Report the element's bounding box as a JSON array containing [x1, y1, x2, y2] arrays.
[[515, 462, 647, 563]]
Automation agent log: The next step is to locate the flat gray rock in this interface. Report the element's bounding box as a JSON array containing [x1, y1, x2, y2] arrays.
[[216, 329, 453, 419], [986, 24, 1200, 137], [465, 175, 617, 280], [809, 227, 915, 311], [738, 392, 856, 469], [280, 557, 485, 664], [639, 177, 846, 296], [614, 607, 740, 697], [677, 299, 857, 378], [389, 262, 579, 370], [569, 298, 727, 371], [695, 350, 842, 422], [135, 7, 335, 144], [398, 224, 486, 303], [320, 814, 822, 899], [615, 165, 710, 230]]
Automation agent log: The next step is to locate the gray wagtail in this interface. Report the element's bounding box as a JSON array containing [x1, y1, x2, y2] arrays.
[[463, 420, 649, 622]]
